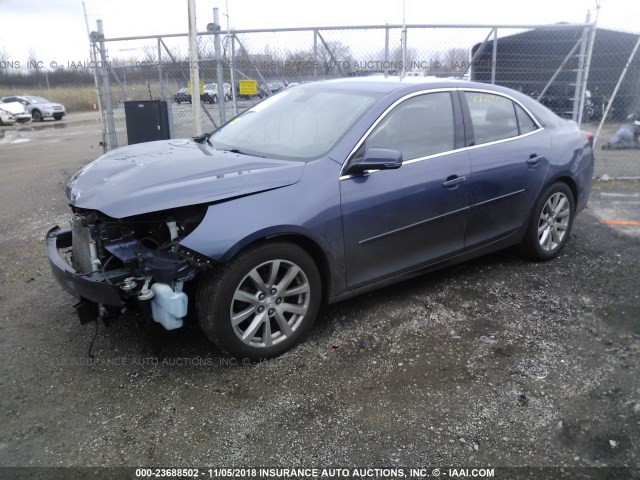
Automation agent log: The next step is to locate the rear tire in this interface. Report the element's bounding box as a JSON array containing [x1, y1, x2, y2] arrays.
[[32, 110, 42, 121], [196, 242, 321, 360], [520, 182, 575, 261]]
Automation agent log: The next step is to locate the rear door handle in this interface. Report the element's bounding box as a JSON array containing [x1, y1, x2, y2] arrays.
[[442, 175, 466, 188], [527, 154, 540, 166]]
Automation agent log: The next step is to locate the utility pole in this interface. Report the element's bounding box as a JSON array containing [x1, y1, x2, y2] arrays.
[[188, 0, 202, 135]]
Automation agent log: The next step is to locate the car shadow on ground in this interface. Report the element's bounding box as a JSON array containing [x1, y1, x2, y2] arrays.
[[78, 245, 528, 366]]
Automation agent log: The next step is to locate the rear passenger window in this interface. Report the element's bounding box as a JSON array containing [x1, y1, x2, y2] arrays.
[[364, 92, 455, 161], [514, 103, 538, 135], [464, 92, 518, 145]]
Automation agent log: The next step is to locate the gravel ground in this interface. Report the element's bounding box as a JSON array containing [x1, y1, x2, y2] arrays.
[[0, 117, 639, 479]]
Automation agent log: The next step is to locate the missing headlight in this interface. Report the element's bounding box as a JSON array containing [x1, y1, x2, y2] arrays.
[[70, 204, 211, 289]]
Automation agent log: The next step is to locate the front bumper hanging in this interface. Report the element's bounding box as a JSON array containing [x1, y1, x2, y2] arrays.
[[46, 226, 124, 306]]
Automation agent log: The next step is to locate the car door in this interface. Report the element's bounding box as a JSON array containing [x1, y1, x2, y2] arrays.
[[461, 90, 550, 248], [340, 90, 471, 288]]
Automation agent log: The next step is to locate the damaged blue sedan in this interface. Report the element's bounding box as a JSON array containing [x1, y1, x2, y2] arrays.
[[47, 78, 594, 359]]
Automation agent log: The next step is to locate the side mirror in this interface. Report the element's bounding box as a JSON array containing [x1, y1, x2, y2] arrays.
[[345, 148, 403, 175]]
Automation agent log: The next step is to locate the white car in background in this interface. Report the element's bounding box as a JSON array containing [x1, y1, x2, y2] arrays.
[[0, 101, 32, 126], [0, 95, 66, 121], [203, 83, 233, 103]]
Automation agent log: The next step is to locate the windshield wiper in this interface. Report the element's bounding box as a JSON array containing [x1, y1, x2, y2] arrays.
[[219, 148, 266, 158], [192, 132, 213, 146]]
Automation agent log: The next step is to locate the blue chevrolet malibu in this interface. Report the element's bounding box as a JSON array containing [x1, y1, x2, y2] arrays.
[[47, 78, 594, 359]]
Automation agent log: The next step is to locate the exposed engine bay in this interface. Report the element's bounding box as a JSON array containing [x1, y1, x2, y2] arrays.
[[51, 204, 211, 330]]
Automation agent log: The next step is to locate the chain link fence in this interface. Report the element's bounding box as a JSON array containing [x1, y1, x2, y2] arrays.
[[92, 22, 640, 178]]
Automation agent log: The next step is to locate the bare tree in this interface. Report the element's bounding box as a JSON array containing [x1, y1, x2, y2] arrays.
[[315, 40, 353, 75], [0, 48, 9, 78], [388, 45, 417, 71], [283, 49, 315, 77], [26, 48, 39, 72], [444, 47, 469, 72], [141, 45, 158, 63]]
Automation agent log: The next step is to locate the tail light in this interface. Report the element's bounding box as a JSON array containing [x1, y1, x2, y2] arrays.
[[582, 130, 594, 146]]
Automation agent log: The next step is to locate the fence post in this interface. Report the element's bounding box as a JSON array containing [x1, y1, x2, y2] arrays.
[[577, 18, 598, 126], [491, 27, 498, 84], [572, 26, 589, 121], [158, 37, 174, 139], [83, 1, 106, 152], [384, 25, 389, 78], [97, 20, 117, 150], [89, 42, 106, 152], [230, 33, 237, 116], [157, 37, 165, 101], [213, 8, 226, 124], [401, 25, 407, 77], [313, 30, 318, 81]]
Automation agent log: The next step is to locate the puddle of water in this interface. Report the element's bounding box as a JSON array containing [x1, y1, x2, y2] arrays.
[[0, 130, 31, 145], [19, 122, 68, 132]]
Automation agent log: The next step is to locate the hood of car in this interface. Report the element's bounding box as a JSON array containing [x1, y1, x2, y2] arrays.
[[66, 139, 305, 218], [0, 102, 27, 115]]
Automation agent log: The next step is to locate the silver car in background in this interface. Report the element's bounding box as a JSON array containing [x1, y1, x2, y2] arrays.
[[0, 95, 66, 121], [203, 83, 232, 103]]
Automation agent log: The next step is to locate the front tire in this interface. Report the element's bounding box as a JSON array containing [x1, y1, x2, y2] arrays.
[[53, 115, 63, 121], [520, 182, 575, 261], [196, 242, 322, 360]]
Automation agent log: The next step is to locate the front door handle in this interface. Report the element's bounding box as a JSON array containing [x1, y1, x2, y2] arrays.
[[442, 175, 466, 188]]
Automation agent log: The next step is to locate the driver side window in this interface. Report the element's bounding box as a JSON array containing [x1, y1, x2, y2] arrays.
[[361, 92, 455, 161]]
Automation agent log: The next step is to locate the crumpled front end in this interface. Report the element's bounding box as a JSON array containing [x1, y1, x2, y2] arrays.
[[46, 205, 211, 329]]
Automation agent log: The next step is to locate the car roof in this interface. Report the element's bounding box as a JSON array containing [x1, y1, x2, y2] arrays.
[[298, 76, 562, 128], [309, 76, 497, 94]]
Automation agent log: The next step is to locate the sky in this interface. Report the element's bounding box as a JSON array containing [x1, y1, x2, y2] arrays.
[[0, 0, 639, 66]]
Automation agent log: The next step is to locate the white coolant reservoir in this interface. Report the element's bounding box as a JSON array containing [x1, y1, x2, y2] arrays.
[[150, 283, 188, 330]]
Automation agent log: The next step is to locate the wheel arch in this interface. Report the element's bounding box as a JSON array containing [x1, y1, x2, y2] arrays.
[[219, 229, 332, 303], [519, 174, 579, 242], [547, 174, 578, 205]]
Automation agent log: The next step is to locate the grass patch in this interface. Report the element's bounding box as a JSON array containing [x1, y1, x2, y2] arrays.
[[592, 179, 640, 190], [1, 82, 187, 113], [0, 86, 98, 113]]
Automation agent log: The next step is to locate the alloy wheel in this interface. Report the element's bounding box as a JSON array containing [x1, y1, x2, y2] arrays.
[[537, 192, 571, 251], [230, 259, 311, 348]]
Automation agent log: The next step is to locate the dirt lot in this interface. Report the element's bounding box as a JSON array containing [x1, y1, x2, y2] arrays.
[[0, 115, 639, 479]]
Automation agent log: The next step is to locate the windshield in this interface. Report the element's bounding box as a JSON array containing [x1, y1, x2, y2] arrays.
[[210, 87, 381, 160], [25, 96, 50, 104]]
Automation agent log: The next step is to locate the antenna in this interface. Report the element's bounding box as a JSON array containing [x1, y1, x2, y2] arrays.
[[82, 1, 92, 39]]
